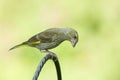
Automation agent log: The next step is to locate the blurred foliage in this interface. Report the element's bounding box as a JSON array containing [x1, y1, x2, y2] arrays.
[[0, 0, 120, 80]]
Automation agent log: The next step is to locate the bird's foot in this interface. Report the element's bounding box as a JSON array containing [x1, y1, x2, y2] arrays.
[[46, 51, 58, 61], [40, 50, 48, 53]]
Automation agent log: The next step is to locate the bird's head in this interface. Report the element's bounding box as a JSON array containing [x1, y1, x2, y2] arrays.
[[65, 28, 78, 47]]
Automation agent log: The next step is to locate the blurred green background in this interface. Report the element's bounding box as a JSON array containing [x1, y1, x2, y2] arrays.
[[0, 0, 120, 80]]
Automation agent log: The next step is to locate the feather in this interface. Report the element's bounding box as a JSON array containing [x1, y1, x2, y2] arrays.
[[9, 42, 27, 51], [30, 41, 40, 45]]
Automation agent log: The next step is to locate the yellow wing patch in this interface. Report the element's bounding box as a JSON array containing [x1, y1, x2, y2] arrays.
[[30, 41, 40, 44]]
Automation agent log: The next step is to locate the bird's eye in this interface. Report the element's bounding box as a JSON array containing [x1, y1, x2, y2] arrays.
[[74, 36, 77, 39]]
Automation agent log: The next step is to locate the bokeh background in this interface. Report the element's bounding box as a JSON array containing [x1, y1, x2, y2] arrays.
[[0, 0, 120, 80]]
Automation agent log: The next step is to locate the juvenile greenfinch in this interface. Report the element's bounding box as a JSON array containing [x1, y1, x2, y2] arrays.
[[9, 28, 78, 51]]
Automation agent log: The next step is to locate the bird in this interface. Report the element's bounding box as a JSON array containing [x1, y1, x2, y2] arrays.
[[9, 28, 78, 52]]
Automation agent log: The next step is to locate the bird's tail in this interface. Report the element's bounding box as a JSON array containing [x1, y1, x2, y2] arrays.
[[9, 41, 28, 51]]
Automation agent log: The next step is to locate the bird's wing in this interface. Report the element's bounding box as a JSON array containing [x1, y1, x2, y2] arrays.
[[28, 35, 40, 45], [38, 31, 58, 43], [28, 30, 59, 44]]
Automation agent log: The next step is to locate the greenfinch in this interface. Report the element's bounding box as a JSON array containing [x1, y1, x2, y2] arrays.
[[9, 28, 78, 51]]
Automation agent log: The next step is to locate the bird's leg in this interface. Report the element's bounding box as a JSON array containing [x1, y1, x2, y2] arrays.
[[40, 50, 48, 53]]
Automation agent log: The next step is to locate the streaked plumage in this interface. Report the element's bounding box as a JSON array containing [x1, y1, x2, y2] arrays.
[[9, 28, 78, 51]]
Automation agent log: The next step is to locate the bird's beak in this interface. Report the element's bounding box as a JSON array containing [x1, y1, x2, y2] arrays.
[[71, 39, 77, 47]]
